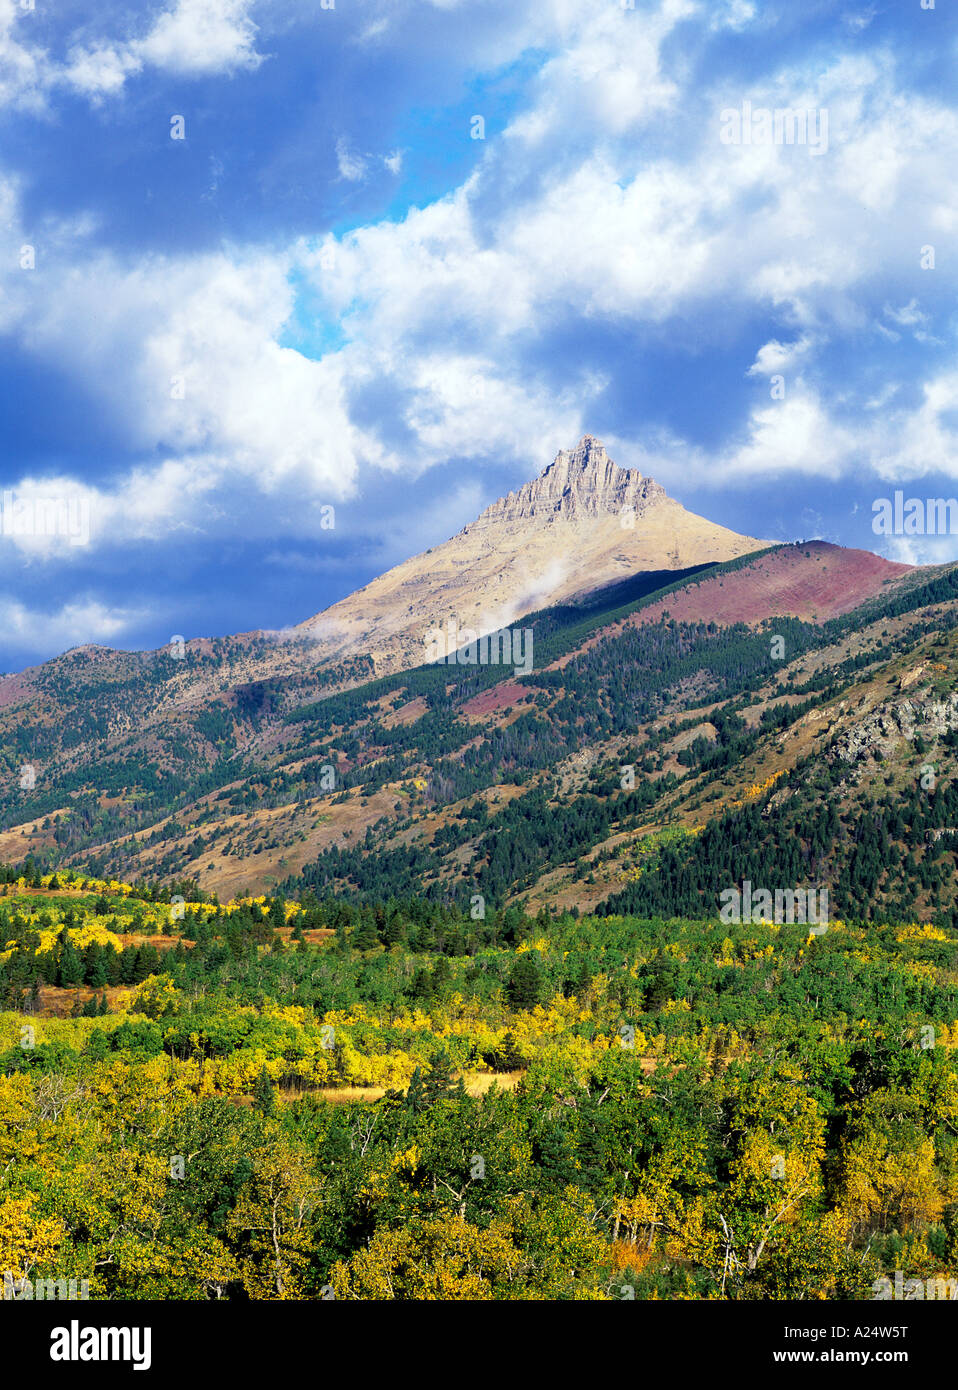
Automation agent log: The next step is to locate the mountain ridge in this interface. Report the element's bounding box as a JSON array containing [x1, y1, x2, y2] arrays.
[[0, 435, 950, 912]]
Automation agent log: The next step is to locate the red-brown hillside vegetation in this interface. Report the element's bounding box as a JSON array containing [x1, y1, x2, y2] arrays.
[[549, 542, 913, 670]]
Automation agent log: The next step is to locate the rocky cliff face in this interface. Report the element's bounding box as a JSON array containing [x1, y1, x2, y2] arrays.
[[831, 680, 958, 771], [462, 435, 665, 529]]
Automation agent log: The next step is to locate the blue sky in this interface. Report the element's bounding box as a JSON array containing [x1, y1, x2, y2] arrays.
[[1, 0, 957, 667]]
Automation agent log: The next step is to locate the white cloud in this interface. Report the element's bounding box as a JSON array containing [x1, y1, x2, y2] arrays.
[[884, 300, 928, 329], [844, 7, 878, 33], [0, 193, 599, 542], [0, 220, 396, 539], [720, 390, 857, 481], [281, 27, 958, 504], [2, 0, 263, 107], [882, 298, 940, 345], [63, 43, 143, 98], [503, 0, 690, 145], [136, 0, 262, 76], [356, 17, 390, 45], [869, 369, 958, 482], [3, 0, 958, 561], [747, 336, 815, 377], [710, 0, 756, 30], [0, 0, 49, 112], [336, 139, 368, 183], [618, 382, 861, 491], [0, 596, 145, 657], [401, 352, 593, 469], [882, 535, 958, 567], [304, 38, 958, 358]]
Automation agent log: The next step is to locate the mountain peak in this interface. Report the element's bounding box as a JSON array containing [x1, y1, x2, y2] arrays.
[[295, 434, 770, 671], [547, 433, 613, 475], [465, 435, 663, 531]]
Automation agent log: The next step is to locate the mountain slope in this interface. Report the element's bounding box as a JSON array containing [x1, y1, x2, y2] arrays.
[[6, 540, 953, 906], [294, 435, 770, 673], [0, 435, 766, 747], [1, 437, 954, 911]]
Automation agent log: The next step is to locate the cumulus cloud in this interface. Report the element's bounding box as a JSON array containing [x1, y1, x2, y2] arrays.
[[869, 370, 958, 483], [62, 42, 143, 98], [747, 336, 815, 377], [2, 0, 958, 602], [1, 0, 263, 108], [277, 28, 958, 503], [136, 0, 262, 76], [0, 596, 146, 658], [719, 391, 857, 482], [0, 180, 396, 540], [502, 0, 690, 146], [303, 36, 958, 352]]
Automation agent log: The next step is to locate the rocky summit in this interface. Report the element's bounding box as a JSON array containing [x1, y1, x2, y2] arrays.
[[462, 435, 664, 526]]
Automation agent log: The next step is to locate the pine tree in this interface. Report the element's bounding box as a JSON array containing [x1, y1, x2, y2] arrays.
[[353, 916, 379, 951], [85, 943, 108, 988], [404, 1066, 426, 1114], [507, 953, 542, 1009], [420, 1048, 457, 1106], [431, 956, 452, 999], [382, 912, 404, 947], [253, 1066, 275, 1116], [57, 937, 84, 988], [492, 1031, 523, 1071]]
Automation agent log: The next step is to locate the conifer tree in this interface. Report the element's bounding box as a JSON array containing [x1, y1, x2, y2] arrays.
[[253, 1066, 275, 1116]]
